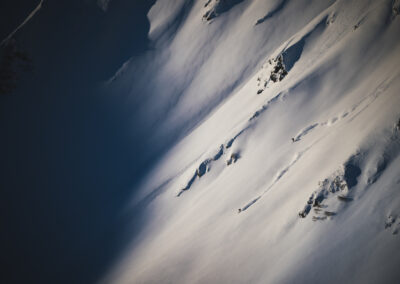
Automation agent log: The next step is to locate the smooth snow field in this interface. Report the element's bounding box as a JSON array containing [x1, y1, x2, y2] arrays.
[[103, 0, 400, 283]]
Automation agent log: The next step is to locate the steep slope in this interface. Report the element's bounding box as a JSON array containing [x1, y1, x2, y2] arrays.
[[104, 0, 400, 283]]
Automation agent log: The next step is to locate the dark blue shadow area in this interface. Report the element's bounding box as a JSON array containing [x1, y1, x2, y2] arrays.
[[214, 0, 245, 15], [0, 0, 40, 42], [0, 0, 38, 41], [282, 16, 327, 72], [0, 0, 159, 283], [344, 163, 361, 189], [282, 37, 305, 72]]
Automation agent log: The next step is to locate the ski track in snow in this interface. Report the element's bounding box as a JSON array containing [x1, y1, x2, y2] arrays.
[[293, 76, 395, 143], [240, 143, 314, 212], [238, 73, 396, 212], [300, 124, 400, 222], [176, 88, 284, 197], [177, 62, 395, 203]]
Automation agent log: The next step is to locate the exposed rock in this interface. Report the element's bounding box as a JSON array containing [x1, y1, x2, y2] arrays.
[[227, 153, 239, 165]]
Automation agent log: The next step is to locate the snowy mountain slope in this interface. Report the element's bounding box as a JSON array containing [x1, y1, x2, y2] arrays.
[[0, 0, 44, 47], [103, 0, 400, 283]]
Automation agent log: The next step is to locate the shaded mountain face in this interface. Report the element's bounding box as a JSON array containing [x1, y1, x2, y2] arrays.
[[1, 1, 158, 284], [0, 39, 32, 95], [2, 0, 400, 283]]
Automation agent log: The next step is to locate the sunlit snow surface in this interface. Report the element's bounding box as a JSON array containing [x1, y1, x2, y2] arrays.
[[103, 0, 400, 283]]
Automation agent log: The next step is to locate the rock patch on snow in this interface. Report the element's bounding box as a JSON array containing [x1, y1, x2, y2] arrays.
[[299, 157, 361, 220]]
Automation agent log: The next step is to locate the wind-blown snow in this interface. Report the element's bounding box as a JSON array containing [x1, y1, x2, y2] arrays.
[[102, 0, 400, 283]]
